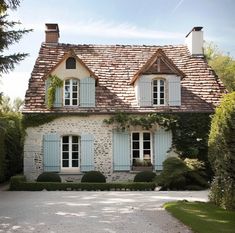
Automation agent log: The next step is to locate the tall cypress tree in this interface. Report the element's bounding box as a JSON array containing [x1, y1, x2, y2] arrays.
[[0, 0, 32, 74]]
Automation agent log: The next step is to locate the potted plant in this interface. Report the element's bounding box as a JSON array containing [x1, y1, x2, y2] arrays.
[[132, 159, 153, 171]]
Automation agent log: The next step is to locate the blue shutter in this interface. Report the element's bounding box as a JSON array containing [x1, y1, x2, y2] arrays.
[[113, 131, 130, 171], [168, 76, 181, 106], [154, 128, 172, 170], [138, 76, 152, 107], [80, 134, 94, 171], [54, 86, 63, 107], [80, 77, 95, 107], [43, 133, 60, 172], [45, 78, 51, 105]]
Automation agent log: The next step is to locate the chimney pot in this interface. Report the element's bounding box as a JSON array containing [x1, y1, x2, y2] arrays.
[[185, 26, 203, 56], [45, 23, 60, 43]]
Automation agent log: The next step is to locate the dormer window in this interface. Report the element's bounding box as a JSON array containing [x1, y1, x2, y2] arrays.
[[152, 79, 165, 105], [66, 57, 76, 69], [64, 79, 79, 106]]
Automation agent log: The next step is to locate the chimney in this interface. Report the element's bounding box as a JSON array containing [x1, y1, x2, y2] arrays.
[[185, 26, 203, 56], [45, 23, 60, 43]]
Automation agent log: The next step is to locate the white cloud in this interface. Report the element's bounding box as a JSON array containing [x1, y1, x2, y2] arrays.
[[62, 20, 184, 40], [1, 72, 30, 100]]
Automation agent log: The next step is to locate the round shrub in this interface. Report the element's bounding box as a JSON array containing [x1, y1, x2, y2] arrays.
[[36, 172, 61, 182], [134, 171, 156, 182], [81, 171, 106, 183]]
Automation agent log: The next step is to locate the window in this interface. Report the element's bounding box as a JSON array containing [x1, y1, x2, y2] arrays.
[[132, 132, 152, 166], [62, 135, 80, 169], [64, 79, 79, 106], [66, 57, 76, 69], [152, 79, 165, 105]]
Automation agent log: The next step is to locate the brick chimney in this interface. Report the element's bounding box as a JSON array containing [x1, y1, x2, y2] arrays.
[[185, 27, 203, 56], [45, 23, 60, 43]]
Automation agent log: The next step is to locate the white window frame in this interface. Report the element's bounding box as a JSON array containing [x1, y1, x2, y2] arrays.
[[131, 131, 152, 165], [64, 78, 79, 106], [152, 79, 166, 106], [61, 135, 80, 171]]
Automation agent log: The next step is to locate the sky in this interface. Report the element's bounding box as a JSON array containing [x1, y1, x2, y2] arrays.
[[1, 0, 235, 100]]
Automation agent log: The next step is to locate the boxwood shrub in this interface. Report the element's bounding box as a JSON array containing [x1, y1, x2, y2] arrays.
[[37, 172, 61, 182], [81, 171, 106, 183], [134, 171, 156, 182]]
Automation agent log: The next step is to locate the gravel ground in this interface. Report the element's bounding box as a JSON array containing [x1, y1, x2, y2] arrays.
[[0, 190, 208, 233]]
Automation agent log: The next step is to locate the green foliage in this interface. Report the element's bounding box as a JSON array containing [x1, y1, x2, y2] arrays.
[[164, 201, 235, 233], [0, 112, 24, 182], [205, 42, 235, 92], [36, 172, 61, 183], [155, 157, 209, 190], [0, 0, 32, 74], [10, 175, 26, 190], [134, 171, 156, 182], [81, 171, 106, 183], [9, 177, 156, 191], [208, 92, 235, 210], [0, 95, 24, 113], [46, 75, 63, 109]]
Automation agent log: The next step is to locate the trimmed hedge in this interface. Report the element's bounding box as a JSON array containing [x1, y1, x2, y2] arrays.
[[37, 172, 61, 182], [208, 92, 235, 210], [134, 171, 156, 182], [10, 176, 155, 191], [81, 171, 106, 183]]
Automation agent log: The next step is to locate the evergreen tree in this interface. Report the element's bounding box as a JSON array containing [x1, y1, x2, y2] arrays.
[[0, 0, 32, 74]]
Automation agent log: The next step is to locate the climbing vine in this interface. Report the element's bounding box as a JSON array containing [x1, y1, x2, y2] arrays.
[[104, 111, 211, 164], [46, 75, 63, 109]]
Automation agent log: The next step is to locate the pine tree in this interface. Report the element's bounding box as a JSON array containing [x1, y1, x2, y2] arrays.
[[0, 0, 32, 74]]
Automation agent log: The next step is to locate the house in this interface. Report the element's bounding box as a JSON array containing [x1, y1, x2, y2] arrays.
[[23, 24, 224, 182]]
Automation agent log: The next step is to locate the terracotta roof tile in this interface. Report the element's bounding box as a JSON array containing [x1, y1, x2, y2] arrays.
[[23, 43, 225, 113]]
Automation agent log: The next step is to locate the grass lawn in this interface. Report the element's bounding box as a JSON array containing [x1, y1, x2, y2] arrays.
[[164, 201, 235, 233]]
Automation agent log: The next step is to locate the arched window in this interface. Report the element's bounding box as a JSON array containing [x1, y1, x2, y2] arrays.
[[152, 79, 165, 105], [64, 79, 79, 106], [66, 57, 76, 69], [61, 135, 80, 168]]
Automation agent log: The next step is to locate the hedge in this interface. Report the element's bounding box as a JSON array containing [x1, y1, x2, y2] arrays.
[[10, 176, 156, 191], [208, 92, 235, 210]]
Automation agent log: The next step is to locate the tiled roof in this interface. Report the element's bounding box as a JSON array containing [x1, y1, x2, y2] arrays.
[[23, 43, 225, 113]]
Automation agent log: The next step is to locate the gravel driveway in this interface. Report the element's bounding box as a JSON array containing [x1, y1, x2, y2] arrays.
[[0, 190, 208, 233]]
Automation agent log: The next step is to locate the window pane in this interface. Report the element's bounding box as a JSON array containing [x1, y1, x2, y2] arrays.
[[63, 144, 69, 151], [153, 93, 158, 98], [160, 86, 164, 92], [160, 99, 164, 105], [62, 160, 69, 167], [160, 80, 164, 85], [65, 99, 70, 105], [144, 141, 150, 149], [73, 86, 77, 91], [144, 150, 151, 159], [153, 80, 158, 85], [63, 136, 69, 143], [72, 152, 78, 159], [72, 80, 77, 85], [66, 57, 76, 69], [72, 99, 77, 105], [132, 133, 139, 140], [132, 142, 139, 149], [153, 99, 158, 105], [72, 93, 77, 98], [62, 152, 69, 159], [72, 160, 78, 167], [65, 80, 70, 85], [153, 86, 158, 92], [143, 133, 150, 140], [72, 144, 78, 151], [160, 93, 164, 98], [133, 150, 140, 158], [72, 136, 78, 143]]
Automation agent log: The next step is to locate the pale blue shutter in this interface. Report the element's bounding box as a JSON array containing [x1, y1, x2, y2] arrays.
[[80, 134, 94, 171], [43, 133, 60, 172], [80, 77, 95, 107], [113, 131, 130, 171], [154, 128, 172, 170], [168, 76, 181, 106], [138, 76, 152, 107], [54, 86, 63, 107], [45, 78, 50, 105]]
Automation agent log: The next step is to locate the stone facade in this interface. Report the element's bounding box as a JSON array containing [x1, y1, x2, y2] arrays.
[[24, 115, 138, 182]]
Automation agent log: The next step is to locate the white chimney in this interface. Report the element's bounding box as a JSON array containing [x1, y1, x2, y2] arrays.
[[45, 23, 60, 43], [185, 27, 203, 56]]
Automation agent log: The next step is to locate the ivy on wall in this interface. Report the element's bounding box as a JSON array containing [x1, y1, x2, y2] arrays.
[[46, 75, 63, 109], [104, 111, 211, 162]]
